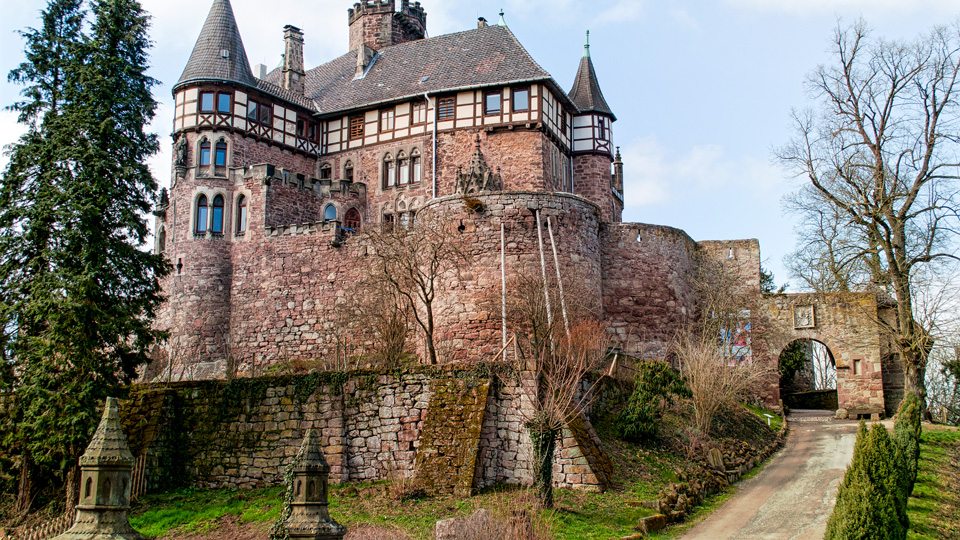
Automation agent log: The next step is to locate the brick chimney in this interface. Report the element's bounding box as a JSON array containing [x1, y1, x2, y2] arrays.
[[282, 25, 305, 94]]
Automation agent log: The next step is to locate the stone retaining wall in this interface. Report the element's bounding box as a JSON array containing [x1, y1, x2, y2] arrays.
[[120, 367, 611, 495]]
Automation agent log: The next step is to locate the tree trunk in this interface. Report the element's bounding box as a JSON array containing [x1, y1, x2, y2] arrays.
[[64, 464, 80, 517], [15, 457, 33, 515], [529, 423, 559, 509], [902, 353, 930, 421]]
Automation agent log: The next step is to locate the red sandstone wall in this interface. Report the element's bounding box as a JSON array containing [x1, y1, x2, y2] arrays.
[[573, 153, 619, 223], [600, 223, 698, 357]]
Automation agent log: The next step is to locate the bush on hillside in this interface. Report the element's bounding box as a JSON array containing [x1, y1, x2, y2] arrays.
[[893, 392, 921, 504], [614, 361, 690, 442], [825, 422, 907, 540]]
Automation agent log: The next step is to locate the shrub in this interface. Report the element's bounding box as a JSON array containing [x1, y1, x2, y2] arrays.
[[893, 392, 921, 504], [615, 360, 689, 442], [825, 422, 907, 540]]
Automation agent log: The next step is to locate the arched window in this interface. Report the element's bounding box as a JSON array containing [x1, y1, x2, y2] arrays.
[[215, 140, 227, 167], [411, 149, 421, 184], [236, 195, 247, 234], [324, 204, 337, 221], [157, 226, 166, 253], [211, 194, 224, 233], [196, 195, 208, 233], [199, 141, 211, 166], [344, 160, 354, 182], [345, 208, 361, 231], [397, 151, 409, 185], [383, 154, 395, 188]]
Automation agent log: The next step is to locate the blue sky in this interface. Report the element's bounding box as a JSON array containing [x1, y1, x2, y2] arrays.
[[2, 0, 958, 289]]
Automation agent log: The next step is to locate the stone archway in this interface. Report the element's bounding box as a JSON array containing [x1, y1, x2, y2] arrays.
[[759, 292, 896, 416], [779, 338, 838, 410]]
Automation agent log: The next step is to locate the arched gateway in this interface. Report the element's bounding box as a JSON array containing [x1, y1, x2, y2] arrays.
[[758, 292, 903, 417]]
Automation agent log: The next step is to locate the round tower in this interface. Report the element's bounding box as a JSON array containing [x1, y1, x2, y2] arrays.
[[159, 0, 260, 377], [568, 31, 622, 223]]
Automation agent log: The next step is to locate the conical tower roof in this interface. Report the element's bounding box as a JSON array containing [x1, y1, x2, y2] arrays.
[[78, 397, 134, 468], [175, 0, 256, 91], [568, 31, 615, 120]]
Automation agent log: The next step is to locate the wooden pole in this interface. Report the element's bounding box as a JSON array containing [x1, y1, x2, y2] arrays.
[[546, 216, 570, 339]]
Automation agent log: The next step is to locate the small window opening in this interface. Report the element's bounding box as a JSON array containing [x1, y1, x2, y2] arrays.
[[199, 141, 211, 166], [438, 97, 455, 120], [215, 141, 227, 167], [236, 195, 247, 234], [211, 195, 224, 233], [200, 92, 214, 112], [196, 195, 208, 233], [324, 205, 337, 221], [217, 92, 231, 113], [484, 91, 502, 115], [512, 87, 529, 112]]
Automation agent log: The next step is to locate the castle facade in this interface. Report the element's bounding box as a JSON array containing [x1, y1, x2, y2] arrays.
[[155, 0, 762, 381]]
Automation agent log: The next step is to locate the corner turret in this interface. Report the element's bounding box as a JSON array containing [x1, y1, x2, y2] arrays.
[[569, 31, 621, 222]]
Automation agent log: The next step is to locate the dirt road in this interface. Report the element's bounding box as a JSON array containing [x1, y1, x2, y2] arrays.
[[679, 410, 859, 540]]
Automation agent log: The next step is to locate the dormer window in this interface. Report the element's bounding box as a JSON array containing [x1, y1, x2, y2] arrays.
[[484, 91, 501, 115]]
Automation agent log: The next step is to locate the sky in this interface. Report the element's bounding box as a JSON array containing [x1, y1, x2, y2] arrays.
[[1, 0, 959, 290]]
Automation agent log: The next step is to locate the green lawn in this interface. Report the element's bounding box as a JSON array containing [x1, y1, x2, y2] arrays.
[[907, 425, 960, 540]]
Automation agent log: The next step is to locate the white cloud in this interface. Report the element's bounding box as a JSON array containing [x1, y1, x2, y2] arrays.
[[620, 135, 787, 210], [725, 0, 959, 16]]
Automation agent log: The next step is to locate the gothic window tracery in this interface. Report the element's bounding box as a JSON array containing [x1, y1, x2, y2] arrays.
[[344, 208, 361, 231], [397, 151, 409, 185]]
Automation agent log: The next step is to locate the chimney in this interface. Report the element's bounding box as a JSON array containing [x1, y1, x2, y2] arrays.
[[355, 44, 376, 78], [477, 17, 488, 28], [253, 63, 268, 80], [282, 25, 305, 94]]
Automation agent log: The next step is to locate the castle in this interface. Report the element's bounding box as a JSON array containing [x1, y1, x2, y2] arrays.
[[155, 0, 902, 416]]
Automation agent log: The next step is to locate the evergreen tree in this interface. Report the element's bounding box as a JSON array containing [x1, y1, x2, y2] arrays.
[[893, 393, 921, 504], [825, 422, 907, 540], [0, 0, 168, 512]]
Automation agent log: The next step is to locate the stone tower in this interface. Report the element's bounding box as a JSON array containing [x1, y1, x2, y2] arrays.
[[279, 428, 346, 540], [348, 0, 427, 52], [53, 397, 141, 540], [569, 31, 621, 222]]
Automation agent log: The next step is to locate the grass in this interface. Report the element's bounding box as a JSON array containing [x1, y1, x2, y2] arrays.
[[130, 485, 284, 537], [907, 425, 960, 540], [743, 403, 783, 432]]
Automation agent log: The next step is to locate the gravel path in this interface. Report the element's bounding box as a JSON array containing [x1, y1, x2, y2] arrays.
[[679, 410, 859, 540]]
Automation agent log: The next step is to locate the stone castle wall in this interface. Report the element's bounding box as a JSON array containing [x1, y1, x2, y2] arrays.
[[120, 367, 611, 495]]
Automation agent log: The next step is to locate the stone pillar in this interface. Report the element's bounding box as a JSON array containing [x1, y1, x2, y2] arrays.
[[281, 428, 346, 540], [53, 397, 142, 540]]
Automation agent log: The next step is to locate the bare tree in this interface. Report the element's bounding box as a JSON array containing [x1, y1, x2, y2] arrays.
[[777, 21, 960, 415], [679, 253, 776, 433], [361, 212, 467, 365], [502, 261, 608, 509], [337, 275, 412, 368]]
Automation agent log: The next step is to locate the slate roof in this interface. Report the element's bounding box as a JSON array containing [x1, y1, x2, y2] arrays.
[[175, 0, 257, 91], [265, 25, 577, 116], [568, 46, 615, 120]]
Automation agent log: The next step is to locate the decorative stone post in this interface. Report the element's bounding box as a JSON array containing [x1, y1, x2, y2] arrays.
[[280, 428, 346, 540], [54, 397, 142, 540]]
